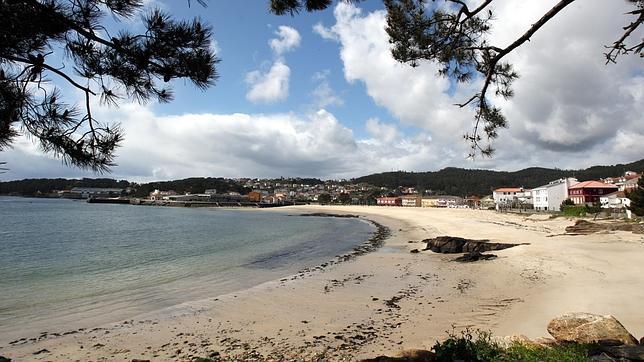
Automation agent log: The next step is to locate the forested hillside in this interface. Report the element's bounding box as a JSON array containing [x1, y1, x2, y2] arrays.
[[0, 177, 248, 197]]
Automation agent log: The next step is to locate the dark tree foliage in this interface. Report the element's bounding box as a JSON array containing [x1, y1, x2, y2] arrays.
[[0, 177, 131, 195], [338, 192, 351, 204], [317, 192, 331, 204], [0, 0, 218, 172], [271, 0, 644, 157], [133, 177, 249, 198], [0, 176, 249, 197], [627, 176, 644, 216], [270, 0, 361, 15]]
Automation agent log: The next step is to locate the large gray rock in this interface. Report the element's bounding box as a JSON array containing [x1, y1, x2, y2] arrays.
[[547, 313, 639, 346], [597, 345, 644, 361], [360, 349, 435, 362], [423, 236, 520, 254], [453, 251, 497, 262]]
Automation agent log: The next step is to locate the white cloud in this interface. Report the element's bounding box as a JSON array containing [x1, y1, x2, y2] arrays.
[[483, 0, 644, 164], [245, 61, 291, 104], [1, 103, 459, 181], [311, 70, 343, 108], [365, 118, 401, 144], [313, 1, 644, 171], [314, 3, 477, 158], [313, 22, 337, 41], [210, 40, 221, 55], [269, 26, 301, 56], [245, 26, 301, 104]]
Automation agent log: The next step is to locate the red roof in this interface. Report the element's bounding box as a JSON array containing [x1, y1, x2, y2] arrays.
[[494, 187, 523, 192], [569, 181, 618, 189]]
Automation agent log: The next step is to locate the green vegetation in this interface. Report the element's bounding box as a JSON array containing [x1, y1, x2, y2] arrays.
[[0, 177, 248, 197], [561, 205, 587, 217], [627, 176, 644, 216], [500, 342, 591, 362], [317, 193, 331, 204], [338, 193, 351, 204], [432, 329, 590, 362]]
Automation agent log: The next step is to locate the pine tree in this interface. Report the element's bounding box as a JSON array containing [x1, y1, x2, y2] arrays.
[[0, 0, 218, 172], [627, 176, 644, 216]]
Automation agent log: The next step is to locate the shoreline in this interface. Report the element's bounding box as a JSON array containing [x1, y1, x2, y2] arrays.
[[0, 208, 385, 346], [2, 205, 643, 361]]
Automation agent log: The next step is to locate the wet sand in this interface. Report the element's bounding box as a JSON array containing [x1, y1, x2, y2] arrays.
[[2, 205, 643, 361]]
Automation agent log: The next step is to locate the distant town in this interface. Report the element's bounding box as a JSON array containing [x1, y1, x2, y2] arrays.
[[6, 168, 640, 216]]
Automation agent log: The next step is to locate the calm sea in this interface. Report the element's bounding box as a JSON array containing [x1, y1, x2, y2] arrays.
[[0, 197, 374, 343]]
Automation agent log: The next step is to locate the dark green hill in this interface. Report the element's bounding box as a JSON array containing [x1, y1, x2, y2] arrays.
[[0, 177, 248, 197], [354, 159, 644, 196]]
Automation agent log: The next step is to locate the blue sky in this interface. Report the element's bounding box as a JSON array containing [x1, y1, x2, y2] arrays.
[[149, 0, 393, 138], [2, 0, 643, 181]]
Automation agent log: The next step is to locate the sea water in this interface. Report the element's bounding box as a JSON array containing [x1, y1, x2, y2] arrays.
[[0, 197, 374, 343]]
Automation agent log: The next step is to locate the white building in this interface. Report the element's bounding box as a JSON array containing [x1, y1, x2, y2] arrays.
[[533, 178, 578, 211], [493, 188, 532, 208], [600, 191, 631, 209], [532, 186, 548, 211]]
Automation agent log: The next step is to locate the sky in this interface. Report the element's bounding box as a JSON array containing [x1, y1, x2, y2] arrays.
[[2, 0, 643, 181]]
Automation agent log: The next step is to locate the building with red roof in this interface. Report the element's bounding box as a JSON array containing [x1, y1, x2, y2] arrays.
[[568, 181, 619, 206]]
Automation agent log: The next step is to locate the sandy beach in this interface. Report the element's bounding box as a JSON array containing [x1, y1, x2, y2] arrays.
[[2, 205, 643, 361]]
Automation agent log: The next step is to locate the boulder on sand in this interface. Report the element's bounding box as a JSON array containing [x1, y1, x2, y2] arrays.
[[423, 236, 520, 254], [453, 251, 497, 262], [360, 349, 435, 362], [547, 312, 639, 346]]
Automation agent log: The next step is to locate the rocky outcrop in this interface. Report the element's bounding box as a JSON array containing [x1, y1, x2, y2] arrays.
[[595, 345, 644, 361], [423, 236, 521, 254], [453, 251, 497, 262], [565, 220, 644, 235], [547, 312, 639, 346], [360, 349, 435, 362]]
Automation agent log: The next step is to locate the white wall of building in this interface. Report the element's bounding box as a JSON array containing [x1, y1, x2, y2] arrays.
[[532, 178, 578, 211], [533, 187, 548, 210]]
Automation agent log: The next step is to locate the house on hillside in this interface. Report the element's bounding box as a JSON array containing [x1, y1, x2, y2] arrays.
[[601, 171, 641, 191], [568, 181, 618, 206], [149, 189, 177, 200], [377, 197, 402, 206], [532, 178, 579, 211], [492, 187, 532, 208], [247, 191, 262, 202], [623, 175, 641, 192], [600, 191, 631, 209]]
